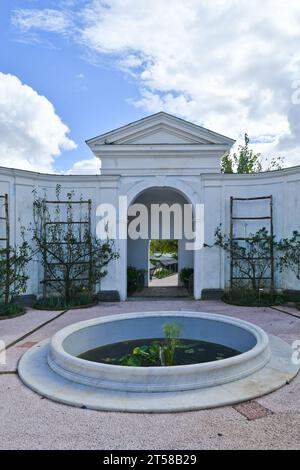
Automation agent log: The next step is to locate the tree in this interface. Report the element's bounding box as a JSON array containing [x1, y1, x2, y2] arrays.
[[221, 133, 284, 174], [214, 225, 275, 292], [0, 229, 30, 305], [278, 230, 300, 282], [220, 152, 234, 174], [149, 239, 178, 258], [32, 185, 119, 306]]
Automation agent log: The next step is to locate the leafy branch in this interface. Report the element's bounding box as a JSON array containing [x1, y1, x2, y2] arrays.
[[214, 225, 275, 292], [277, 230, 300, 282]]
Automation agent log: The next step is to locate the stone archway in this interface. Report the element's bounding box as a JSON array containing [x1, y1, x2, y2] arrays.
[[119, 178, 203, 300], [127, 186, 193, 298]]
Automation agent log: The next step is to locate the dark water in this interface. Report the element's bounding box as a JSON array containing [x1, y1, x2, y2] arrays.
[[78, 338, 241, 366]]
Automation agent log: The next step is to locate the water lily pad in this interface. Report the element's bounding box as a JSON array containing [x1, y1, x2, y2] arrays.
[[184, 348, 195, 354]]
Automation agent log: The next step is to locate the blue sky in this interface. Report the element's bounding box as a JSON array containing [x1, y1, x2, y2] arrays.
[[0, 0, 146, 172], [0, 0, 300, 173]]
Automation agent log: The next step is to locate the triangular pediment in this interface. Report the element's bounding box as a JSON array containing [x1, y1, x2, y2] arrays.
[[86, 112, 235, 147]]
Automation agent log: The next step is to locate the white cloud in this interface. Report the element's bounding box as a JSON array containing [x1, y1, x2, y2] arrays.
[[65, 157, 100, 175], [12, 8, 72, 34], [0, 72, 76, 172], [12, 0, 300, 167]]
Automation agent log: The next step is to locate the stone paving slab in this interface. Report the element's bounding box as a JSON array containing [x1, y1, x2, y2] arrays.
[[0, 308, 64, 346], [233, 401, 273, 420]]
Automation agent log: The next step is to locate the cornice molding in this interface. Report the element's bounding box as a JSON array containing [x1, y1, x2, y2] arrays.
[[202, 165, 300, 183], [92, 143, 230, 158], [86, 112, 235, 148], [0, 166, 119, 183]]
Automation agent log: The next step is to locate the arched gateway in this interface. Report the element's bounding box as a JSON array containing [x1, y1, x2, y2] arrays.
[[0, 112, 299, 300]]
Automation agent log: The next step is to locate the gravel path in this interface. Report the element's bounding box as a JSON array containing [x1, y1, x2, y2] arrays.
[[0, 300, 299, 450]]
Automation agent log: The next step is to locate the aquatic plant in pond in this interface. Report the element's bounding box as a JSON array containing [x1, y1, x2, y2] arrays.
[[79, 337, 240, 367], [160, 323, 182, 365], [121, 322, 182, 366], [78, 322, 241, 367]]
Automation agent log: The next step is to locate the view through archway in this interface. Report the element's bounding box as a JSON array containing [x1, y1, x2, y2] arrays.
[[149, 239, 179, 288], [127, 187, 194, 298]]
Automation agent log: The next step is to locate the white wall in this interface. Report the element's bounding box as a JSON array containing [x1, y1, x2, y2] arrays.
[[0, 167, 120, 297], [0, 164, 300, 299], [202, 167, 300, 291]]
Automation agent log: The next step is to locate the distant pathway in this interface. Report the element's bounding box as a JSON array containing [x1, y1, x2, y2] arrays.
[[149, 273, 179, 287]]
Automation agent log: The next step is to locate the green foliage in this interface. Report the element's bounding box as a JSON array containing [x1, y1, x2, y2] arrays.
[[32, 185, 119, 307], [160, 323, 182, 366], [154, 268, 174, 279], [149, 239, 178, 257], [180, 267, 194, 288], [222, 288, 282, 307], [220, 152, 234, 174], [121, 322, 182, 367], [121, 343, 161, 367], [296, 303, 300, 311], [0, 303, 24, 318], [221, 133, 284, 174], [0, 228, 30, 304], [127, 266, 146, 293], [34, 289, 95, 310], [214, 225, 275, 292], [278, 230, 300, 281]]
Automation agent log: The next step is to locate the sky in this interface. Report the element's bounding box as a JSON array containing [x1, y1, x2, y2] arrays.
[[0, 0, 300, 174]]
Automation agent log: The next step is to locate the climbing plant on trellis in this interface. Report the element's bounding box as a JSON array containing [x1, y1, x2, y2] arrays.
[[32, 185, 118, 307], [0, 194, 30, 305]]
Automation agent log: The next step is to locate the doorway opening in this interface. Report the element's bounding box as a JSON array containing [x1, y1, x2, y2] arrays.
[[127, 186, 194, 299], [149, 240, 179, 287]]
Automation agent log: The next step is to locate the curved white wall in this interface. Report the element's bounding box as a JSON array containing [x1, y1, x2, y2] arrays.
[[202, 166, 300, 292], [0, 167, 120, 296], [0, 164, 300, 298]]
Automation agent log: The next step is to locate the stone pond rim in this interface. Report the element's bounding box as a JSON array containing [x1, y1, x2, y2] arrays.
[[18, 311, 300, 412], [45, 312, 271, 392]]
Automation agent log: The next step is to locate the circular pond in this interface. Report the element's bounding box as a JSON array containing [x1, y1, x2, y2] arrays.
[[18, 311, 299, 412], [47, 312, 270, 392]]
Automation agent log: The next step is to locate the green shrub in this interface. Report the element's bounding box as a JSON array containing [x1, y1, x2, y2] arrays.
[[0, 303, 24, 318], [127, 267, 146, 294], [34, 289, 96, 310], [180, 267, 194, 288], [296, 303, 300, 311], [0, 229, 30, 305], [222, 288, 280, 307]]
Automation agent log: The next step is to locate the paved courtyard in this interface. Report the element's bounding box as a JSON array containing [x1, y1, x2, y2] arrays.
[[0, 300, 299, 450]]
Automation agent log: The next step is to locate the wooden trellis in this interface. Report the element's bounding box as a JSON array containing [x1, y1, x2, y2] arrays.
[[42, 198, 93, 298], [0, 194, 10, 303], [229, 195, 274, 293]]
